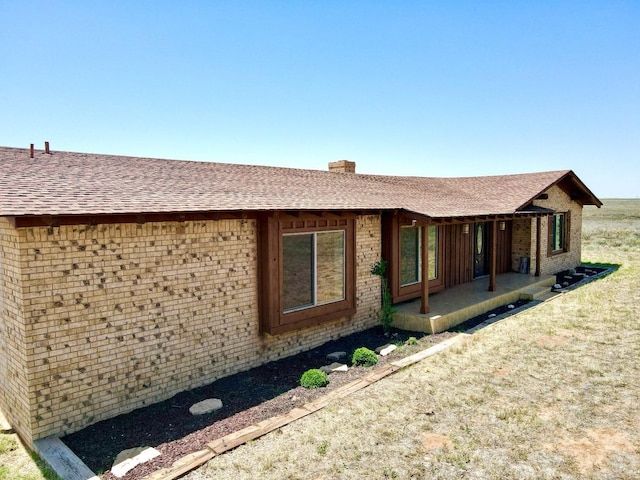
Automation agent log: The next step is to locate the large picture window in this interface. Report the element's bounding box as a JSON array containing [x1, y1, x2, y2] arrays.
[[400, 225, 438, 287], [283, 231, 345, 312], [400, 226, 420, 286], [259, 215, 356, 335], [428, 225, 438, 280]]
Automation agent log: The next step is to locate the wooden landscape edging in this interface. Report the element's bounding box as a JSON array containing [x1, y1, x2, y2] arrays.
[[144, 334, 470, 480]]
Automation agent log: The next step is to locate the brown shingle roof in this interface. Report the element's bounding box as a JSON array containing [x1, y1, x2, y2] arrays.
[[0, 146, 601, 218]]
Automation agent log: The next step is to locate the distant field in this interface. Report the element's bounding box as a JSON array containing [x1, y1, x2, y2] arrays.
[[582, 199, 640, 261]]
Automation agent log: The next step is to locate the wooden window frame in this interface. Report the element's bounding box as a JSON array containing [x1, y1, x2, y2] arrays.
[[548, 212, 571, 256], [258, 213, 356, 335], [384, 215, 444, 304]]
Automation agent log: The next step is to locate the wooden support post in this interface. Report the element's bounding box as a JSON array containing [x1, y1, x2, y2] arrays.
[[535, 216, 542, 276], [488, 220, 497, 291], [420, 225, 430, 314]]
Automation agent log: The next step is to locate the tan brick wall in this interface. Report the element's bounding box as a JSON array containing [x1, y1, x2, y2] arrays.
[[534, 185, 583, 275], [510, 185, 583, 276], [11, 214, 381, 442], [0, 218, 32, 445], [511, 217, 534, 273]]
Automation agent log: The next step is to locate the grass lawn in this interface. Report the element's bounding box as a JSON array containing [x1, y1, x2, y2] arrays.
[[0, 432, 59, 480], [2, 199, 638, 479], [185, 200, 640, 480]]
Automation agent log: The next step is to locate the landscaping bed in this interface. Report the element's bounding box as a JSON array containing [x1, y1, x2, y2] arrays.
[[62, 326, 455, 479], [553, 265, 609, 290], [62, 266, 612, 479]]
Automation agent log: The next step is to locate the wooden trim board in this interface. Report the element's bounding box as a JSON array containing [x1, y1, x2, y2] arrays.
[[33, 437, 101, 480]]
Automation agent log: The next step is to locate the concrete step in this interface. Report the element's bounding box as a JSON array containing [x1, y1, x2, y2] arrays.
[[519, 285, 552, 301]]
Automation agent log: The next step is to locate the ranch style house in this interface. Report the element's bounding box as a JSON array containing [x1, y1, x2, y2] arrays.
[[0, 144, 601, 446]]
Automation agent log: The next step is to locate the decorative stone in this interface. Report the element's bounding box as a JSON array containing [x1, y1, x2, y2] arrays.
[[112, 446, 161, 478], [326, 351, 347, 361], [189, 398, 223, 415], [507, 304, 515, 309], [376, 344, 397, 356], [320, 362, 348, 373], [562, 281, 569, 287], [554, 283, 562, 289], [488, 313, 497, 318]]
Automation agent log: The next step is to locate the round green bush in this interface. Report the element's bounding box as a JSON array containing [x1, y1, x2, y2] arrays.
[[300, 369, 329, 389], [351, 347, 378, 367]]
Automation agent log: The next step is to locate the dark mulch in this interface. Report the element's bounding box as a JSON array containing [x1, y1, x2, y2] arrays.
[[554, 265, 608, 289], [62, 326, 455, 479]]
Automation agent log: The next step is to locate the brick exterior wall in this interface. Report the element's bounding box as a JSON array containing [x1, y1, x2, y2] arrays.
[[511, 217, 534, 273], [534, 185, 583, 275], [510, 185, 583, 276], [0, 218, 32, 445], [0, 214, 381, 444]]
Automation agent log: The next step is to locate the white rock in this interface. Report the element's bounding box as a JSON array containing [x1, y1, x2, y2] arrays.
[[554, 283, 562, 289], [379, 344, 397, 356], [189, 398, 223, 415], [326, 351, 347, 361], [488, 313, 497, 318], [112, 446, 161, 478], [320, 362, 348, 373], [507, 304, 515, 309]]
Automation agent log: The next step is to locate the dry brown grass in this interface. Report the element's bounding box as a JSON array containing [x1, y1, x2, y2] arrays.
[[185, 200, 640, 480]]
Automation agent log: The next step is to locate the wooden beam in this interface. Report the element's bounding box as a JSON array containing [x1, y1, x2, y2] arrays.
[[420, 225, 430, 314], [488, 220, 497, 291], [535, 216, 542, 276]]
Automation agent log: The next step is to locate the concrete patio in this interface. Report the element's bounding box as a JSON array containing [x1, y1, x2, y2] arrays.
[[393, 272, 557, 333]]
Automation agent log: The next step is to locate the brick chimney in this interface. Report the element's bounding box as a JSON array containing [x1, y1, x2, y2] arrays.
[[328, 160, 356, 173]]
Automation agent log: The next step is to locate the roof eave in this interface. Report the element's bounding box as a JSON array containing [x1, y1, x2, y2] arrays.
[[516, 170, 603, 211]]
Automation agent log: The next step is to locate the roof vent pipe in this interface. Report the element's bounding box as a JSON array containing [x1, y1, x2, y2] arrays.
[[45, 141, 50, 154], [30, 144, 34, 158]]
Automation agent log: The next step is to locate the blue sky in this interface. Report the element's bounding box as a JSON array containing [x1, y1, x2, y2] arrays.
[[1, 1, 638, 198]]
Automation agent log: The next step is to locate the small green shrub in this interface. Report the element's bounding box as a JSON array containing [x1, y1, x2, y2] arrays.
[[300, 369, 329, 389], [371, 259, 395, 333], [352, 347, 378, 367], [405, 336, 418, 346]]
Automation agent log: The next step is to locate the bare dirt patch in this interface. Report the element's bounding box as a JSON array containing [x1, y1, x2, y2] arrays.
[[420, 433, 452, 452], [492, 365, 513, 378], [548, 427, 635, 474], [535, 334, 571, 346]]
